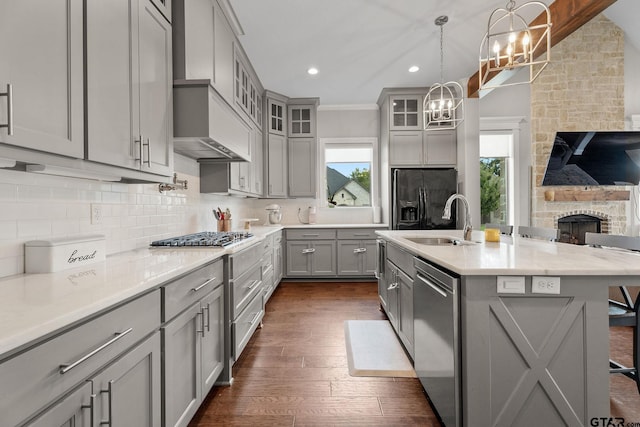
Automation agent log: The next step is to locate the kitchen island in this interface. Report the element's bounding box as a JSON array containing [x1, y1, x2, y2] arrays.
[[376, 229, 640, 426]]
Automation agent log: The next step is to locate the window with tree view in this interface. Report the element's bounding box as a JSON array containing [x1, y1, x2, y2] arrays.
[[479, 133, 513, 226], [325, 146, 372, 207]]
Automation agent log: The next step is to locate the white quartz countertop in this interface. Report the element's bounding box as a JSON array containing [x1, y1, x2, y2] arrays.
[[283, 223, 388, 229], [0, 227, 284, 359], [376, 229, 640, 276]]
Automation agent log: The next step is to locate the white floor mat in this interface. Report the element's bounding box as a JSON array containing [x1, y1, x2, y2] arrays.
[[344, 320, 416, 377]]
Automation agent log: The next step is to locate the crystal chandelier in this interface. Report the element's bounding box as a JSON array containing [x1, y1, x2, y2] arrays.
[[479, 0, 551, 90], [424, 16, 464, 131]]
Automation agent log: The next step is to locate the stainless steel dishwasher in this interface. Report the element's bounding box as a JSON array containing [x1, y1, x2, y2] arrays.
[[414, 256, 460, 427]]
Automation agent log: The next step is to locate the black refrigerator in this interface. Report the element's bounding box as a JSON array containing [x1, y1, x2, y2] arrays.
[[391, 168, 457, 230]]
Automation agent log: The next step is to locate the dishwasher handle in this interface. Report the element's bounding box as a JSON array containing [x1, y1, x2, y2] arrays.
[[416, 272, 450, 298]]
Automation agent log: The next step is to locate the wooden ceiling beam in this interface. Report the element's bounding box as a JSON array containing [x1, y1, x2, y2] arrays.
[[467, 0, 618, 98]]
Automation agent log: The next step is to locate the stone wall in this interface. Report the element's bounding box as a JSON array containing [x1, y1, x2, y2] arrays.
[[531, 14, 629, 234]]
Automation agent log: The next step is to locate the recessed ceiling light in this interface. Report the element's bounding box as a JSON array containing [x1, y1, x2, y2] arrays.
[[409, 66, 420, 73], [307, 67, 319, 75]]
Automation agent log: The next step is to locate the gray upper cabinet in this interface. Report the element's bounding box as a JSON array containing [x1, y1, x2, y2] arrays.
[[267, 98, 286, 136], [0, 0, 84, 158], [288, 137, 316, 198], [287, 105, 315, 138], [86, 0, 173, 177], [390, 129, 456, 167], [266, 133, 287, 197], [389, 95, 422, 130]]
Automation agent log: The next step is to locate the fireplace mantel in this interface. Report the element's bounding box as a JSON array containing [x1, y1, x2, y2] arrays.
[[543, 189, 630, 202]]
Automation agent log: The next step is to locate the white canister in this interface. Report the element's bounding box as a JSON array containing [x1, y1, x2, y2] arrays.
[[25, 234, 106, 273]]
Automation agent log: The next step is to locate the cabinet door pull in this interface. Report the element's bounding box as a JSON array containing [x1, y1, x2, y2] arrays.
[[301, 248, 315, 254], [387, 282, 399, 290], [81, 393, 96, 427], [59, 328, 133, 374], [205, 303, 211, 332], [135, 134, 144, 164], [100, 380, 114, 426], [196, 310, 205, 337], [143, 137, 151, 167], [353, 248, 367, 254], [191, 277, 216, 293], [0, 84, 13, 135]]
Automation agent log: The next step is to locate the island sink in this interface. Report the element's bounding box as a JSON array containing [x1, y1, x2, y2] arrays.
[[404, 236, 477, 246]]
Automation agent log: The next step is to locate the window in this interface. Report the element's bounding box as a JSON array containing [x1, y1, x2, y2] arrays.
[[480, 132, 513, 226], [320, 138, 377, 208]]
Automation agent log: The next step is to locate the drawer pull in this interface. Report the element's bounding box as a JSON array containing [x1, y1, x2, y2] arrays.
[[246, 279, 262, 290], [352, 233, 371, 237], [353, 247, 367, 254], [100, 381, 114, 426], [302, 233, 320, 237], [0, 84, 13, 135], [191, 276, 216, 293], [59, 328, 134, 374], [301, 248, 315, 254], [248, 311, 261, 324], [81, 393, 96, 427], [387, 282, 399, 290]]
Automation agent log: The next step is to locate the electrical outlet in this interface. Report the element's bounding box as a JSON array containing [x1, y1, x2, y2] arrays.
[[531, 276, 561, 294], [91, 204, 102, 225]]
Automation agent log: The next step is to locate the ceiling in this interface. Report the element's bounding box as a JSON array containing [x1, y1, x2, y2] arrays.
[[228, 0, 640, 106]]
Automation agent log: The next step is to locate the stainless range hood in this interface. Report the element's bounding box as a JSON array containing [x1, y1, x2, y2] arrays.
[[173, 80, 251, 162]]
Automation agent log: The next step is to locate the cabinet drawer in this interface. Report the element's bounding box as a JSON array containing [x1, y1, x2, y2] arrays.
[[286, 229, 336, 240], [163, 259, 223, 322], [387, 242, 415, 277], [231, 262, 263, 320], [337, 229, 378, 240], [229, 242, 263, 279], [232, 292, 264, 360], [0, 290, 160, 427]]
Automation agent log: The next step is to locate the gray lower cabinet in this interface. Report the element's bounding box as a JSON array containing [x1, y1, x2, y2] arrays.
[[162, 259, 224, 427], [163, 290, 224, 427], [337, 240, 377, 276], [273, 231, 283, 283], [228, 243, 264, 362], [24, 382, 92, 427], [91, 331, 161, 426], [380, 242, 415, 359], [0, 290, 161, 427], [286, 240, 337, 277]]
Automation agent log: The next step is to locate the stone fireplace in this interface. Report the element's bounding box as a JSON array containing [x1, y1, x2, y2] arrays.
[[530, 15, 632, 235]]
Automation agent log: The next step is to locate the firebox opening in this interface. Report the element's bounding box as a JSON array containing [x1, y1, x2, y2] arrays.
[[558, 214, 602, 245]]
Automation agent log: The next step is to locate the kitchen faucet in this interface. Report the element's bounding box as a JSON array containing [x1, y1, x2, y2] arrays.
[[442, 194, 472, 241]]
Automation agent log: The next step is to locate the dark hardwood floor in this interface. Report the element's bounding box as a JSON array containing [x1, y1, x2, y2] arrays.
[[189, 281, 640, 426]]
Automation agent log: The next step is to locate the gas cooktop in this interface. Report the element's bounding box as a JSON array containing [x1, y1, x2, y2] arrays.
[[150, 231, 254, 247]]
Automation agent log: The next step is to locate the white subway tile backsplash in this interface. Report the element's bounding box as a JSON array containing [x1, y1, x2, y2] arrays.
[[17, 219, 52, 238], [0, 183, 18, 200], [17, 185, 52, 201], [0, 222, 17, 240]]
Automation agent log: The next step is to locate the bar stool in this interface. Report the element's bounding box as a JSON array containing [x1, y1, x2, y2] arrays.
[[585, 232, 640, 393], [517, 225, 560, 241]]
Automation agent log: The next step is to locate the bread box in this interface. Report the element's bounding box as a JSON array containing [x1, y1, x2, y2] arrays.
[[25, 234, 106, 273]]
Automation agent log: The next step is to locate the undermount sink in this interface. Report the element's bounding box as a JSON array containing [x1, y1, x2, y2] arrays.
[[405, 236, 477, 246]]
